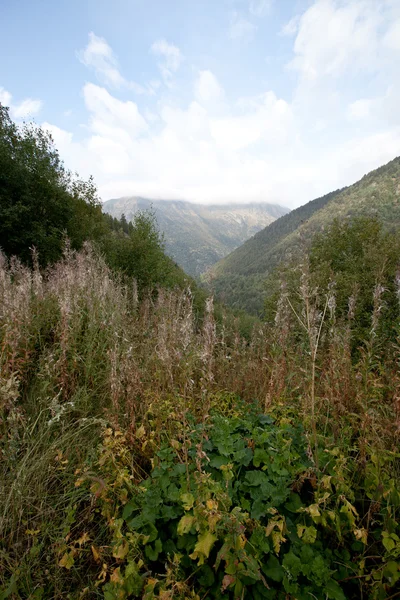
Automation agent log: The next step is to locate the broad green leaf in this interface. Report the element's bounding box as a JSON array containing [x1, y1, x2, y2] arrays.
[[263, 555, 284, 582], [325, 579, 346, 600], [145, 538, 162, 561], [253, 449, 269, 467]]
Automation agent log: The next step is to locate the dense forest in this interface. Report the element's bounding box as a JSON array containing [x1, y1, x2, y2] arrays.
[[1, 106, 400, 599]]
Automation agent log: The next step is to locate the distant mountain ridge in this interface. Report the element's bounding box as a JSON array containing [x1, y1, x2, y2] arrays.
[[207, 156, 400, 315], [102, 197, 289, 277]]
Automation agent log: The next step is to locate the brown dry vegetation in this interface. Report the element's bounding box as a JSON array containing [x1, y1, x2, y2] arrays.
[[1, 244, 400, 598]]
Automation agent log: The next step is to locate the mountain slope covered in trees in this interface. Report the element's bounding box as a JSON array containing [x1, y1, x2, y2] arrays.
[[207, 157, 400, 314], [103, 197, 288, 277]]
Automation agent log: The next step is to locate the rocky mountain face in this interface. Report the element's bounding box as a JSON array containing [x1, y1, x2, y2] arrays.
[[207, 156, 400, 315], [102, 197, 288, 277]]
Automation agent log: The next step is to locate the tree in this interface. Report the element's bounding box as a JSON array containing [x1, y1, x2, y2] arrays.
[[265, 216, 400, 353], [0, 104, 104, 265], [309, 217, 400, 344]]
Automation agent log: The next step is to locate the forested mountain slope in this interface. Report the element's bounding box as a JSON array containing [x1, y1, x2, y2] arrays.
[[103, 197, 288, 277], [207, 157, 400, 314]]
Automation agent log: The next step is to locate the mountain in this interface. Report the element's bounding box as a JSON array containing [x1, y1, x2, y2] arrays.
[[102, 197, 288, 277], [207, 156, 400, 315]]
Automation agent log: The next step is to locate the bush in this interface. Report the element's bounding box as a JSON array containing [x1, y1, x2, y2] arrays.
[[69, 405, 400, 599]]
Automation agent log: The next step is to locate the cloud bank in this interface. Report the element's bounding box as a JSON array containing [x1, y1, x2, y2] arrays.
[[2, 0, 400, 208]]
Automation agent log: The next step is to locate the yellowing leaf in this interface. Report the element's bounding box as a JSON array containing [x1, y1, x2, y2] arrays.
[[266, 515, 285, 537], [77, 532, 90, 547], [354, 528, 368, 545], [308, 504, 321, 520], [177, 515, 195, 535], [110, 566, 123, 584], [320, 475, 332, 490], [206, 499, 218, 511], [91, 545, 101, 562], [189, 531, 217, 565], [297, 524, 317, 544], [271, 530, 286, 554], [170, 439, 180, 450], [59, 552, 75, 570], [207, 513, 220, 532], [112, 539, 129, 559], [297, 524, 306, 538], [26, 528, 40, 536], [180, 493, 195, 511], [222, 574, 236, 591], [136, 425, 146, 439], [97, 563, 108, 583], [119, 488, 128, 504], [234, 534, 247, 551], [265, 521, 276, 537], [340, 498, 358, 527]]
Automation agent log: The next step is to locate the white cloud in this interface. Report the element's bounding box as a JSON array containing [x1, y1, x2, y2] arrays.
[[78, 32, 126, 88], [229, 11, 257, 39], [210, 92, 293, 151], [0, 87, 12, 107], [39, 76, 400, 208], [83, 82, 148, 142], [0, 87, 42, 119], [383, 19, 400, 50], [38, 80, 300, 206], [281, 15, 300, 36], [248, 0, 273, 17], [288, 0, 382, 80], [346, 86, 400, 128], [347, 98, 373, 120], [78, 32, 159, 95], [194, 70, 224, 106], [151, 39, 183, 84], [12, 98, 42, 119]]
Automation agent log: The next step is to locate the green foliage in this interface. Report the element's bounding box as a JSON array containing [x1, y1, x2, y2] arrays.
[[101, 209, 170, 290], [264, 216, 400, 353], [209, 156, 400, 314], [310, 217, 400, 346], [0, 104, 105, 265], [83, 407, 400, 599]]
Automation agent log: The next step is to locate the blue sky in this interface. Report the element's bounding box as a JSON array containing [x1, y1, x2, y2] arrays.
[[1, 0, 399, 207]]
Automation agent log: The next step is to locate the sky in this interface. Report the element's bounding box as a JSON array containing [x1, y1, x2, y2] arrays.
[[1, 0, 399, 208]]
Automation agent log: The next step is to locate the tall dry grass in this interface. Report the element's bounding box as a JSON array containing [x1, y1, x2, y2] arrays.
[[1, 244, 399, 594]]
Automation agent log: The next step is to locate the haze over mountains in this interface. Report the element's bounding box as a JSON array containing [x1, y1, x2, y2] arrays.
[[207, 157, 400, 315], [103, 197, 288, 277]]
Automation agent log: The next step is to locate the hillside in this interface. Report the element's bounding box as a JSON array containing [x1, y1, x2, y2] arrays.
[[103, 197, 288, 277], [207, 156, 400, 314]]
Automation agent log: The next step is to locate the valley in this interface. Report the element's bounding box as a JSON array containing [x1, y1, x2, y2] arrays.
[[103, 197, 288, 277]]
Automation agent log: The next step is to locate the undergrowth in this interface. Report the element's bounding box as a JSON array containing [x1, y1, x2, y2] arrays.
[[1, 246, 400, 599]]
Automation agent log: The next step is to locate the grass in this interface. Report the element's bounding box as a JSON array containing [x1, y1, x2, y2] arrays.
[[1, 244, 399, 599]]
